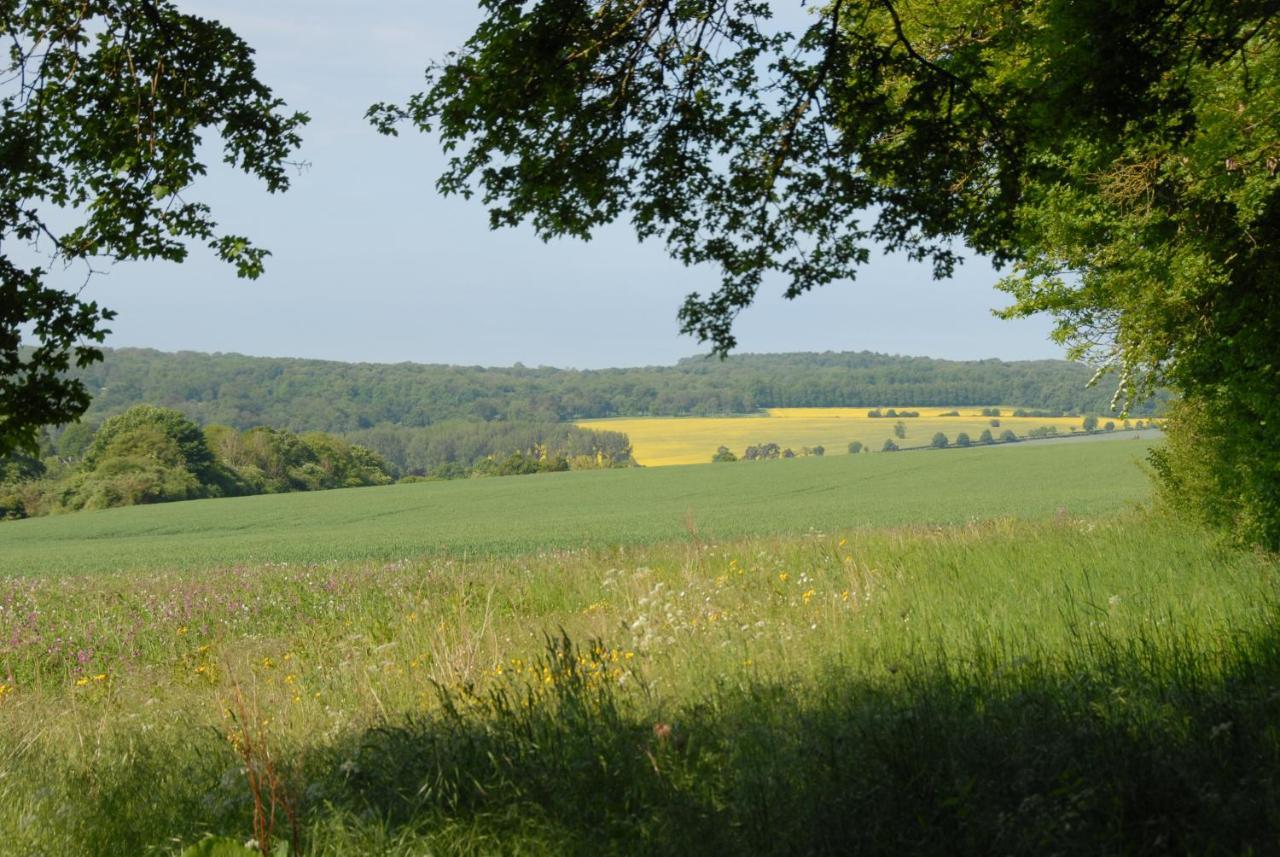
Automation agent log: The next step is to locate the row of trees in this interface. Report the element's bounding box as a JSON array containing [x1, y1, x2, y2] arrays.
[[0, 406, 396, 519], [51, 348, 1159, 436], [715, 444, 827, 462], [344, 422, 634, 479], [2, 407, 635, 519]]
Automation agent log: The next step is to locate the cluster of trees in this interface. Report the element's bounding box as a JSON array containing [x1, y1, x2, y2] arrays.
[[732, 443, 826, 462], [53, 348, 1157, 435], [866, 409, 922, 418], [3, 407, 636, 520], [344, 422, 634, 480], [0, 406, 396, 520]]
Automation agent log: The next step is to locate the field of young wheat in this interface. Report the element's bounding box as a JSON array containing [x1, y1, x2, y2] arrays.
[[1, 441, 1152, 576], [579, 407, 1149, 466]]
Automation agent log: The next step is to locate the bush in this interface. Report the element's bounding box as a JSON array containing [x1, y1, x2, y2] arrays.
[[931, 432, 949, 449], [881, 439, 899, 452], [893, 421, 907, 439], [1082, 415, 1100, 431], [955, 432, 972, 447], [1150, 396, 1280, 550], [978, 429, 994, 444], [847, 441, 863, 454], [999, 430, 1019, 443], [990, 419, 1001, 427], [712, 446, 738, 463], [1105, 421, 1116, 431], [939, 410, 960, 417]]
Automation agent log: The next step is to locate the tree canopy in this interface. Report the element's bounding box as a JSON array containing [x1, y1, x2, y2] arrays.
[[377, 0, 1279, 547], [0, 1, 306, 456]]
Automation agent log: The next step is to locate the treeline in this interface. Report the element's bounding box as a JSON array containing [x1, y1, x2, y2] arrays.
[[2, 407, 635, 520], [344, 422, 635, 479], [0, 406, 396, 519], [56, 348, 1161, 433]]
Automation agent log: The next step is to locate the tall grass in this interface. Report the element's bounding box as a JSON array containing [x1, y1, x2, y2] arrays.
[[2, 512, 1276, 854]]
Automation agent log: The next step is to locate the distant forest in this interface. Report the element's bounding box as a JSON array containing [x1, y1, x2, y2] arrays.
[[66, 348, 1158, 433]]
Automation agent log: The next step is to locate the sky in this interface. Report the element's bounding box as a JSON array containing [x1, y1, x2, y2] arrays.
[[73, 1, 1063, 370]]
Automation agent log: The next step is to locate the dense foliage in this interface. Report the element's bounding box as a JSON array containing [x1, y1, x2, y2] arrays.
[[0, 1, 306, 456], [0, 406, 394, 519], [62, 347, 1154, 434], [345, 421, 634, 479], [380, 1, 1279, 546]]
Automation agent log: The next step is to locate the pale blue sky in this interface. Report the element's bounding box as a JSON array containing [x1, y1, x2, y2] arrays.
[[77, 1, 1062, 369]]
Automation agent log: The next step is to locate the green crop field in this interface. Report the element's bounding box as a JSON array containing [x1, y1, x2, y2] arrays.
[[6, 437, 1280, 857], [0, 439, 1155, 577]]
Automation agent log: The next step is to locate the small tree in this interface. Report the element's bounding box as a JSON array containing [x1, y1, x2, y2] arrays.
[[712, 446, 737, 463], [782, 448, 796, 459], [847, 440, 863, 455], [1082, 415, 1100, 432], [881, 439, 899, 452], [978, 429, 994, 444], [990, 419, 1001, 428], [1105, 421, 1116, 431], [1000, 430, 1020, 443], [812, 445, 824, 456], [931, 432, 949, 449], [955, 432, 971, 447], [893, 421, 907, 439]]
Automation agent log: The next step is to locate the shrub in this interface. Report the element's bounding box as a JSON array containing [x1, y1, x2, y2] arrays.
[[1083, 415, 1100, 431], [999, 430, 1019, 443], [990, 419, 1001, 427], [978, 429, 994, 444], [893, 421, 907, 439], [955, 432, 972, 447], [847, 441, 863, 454], [711, 446, 738, 463], [931, 432, 949, 449], [881, 439, 899, 452]]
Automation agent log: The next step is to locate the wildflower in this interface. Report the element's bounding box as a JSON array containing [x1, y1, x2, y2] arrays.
[[838, 538, 848, 548], [75, 677, 90, 687], [261, 656, 273, 670], [778, 572, 790, 583], [93, 673, 107, 682], [177, 626, 188, 636], [802, 589, 816, 605]]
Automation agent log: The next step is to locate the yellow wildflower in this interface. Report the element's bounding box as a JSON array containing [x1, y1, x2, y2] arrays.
[[778, 572, 790, 583]]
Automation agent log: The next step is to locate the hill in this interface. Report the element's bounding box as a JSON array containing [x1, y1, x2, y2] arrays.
[[0, 440, 1154, 576], [62, 347, 1157, 434]]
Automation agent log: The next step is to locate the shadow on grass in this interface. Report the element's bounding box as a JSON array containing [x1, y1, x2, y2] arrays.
[[308, 630, 1280, 855]]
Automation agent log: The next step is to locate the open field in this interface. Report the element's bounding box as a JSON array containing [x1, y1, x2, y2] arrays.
[[580, 407, 1146, 466], [0, 441, 1153, 577], [3, 510, 1278, 855]]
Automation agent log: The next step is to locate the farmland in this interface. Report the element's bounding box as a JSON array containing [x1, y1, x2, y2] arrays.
[[5, 439, 1279, 857], [2, 448, 1278, 853], [0, 440, 1153, 577], [580, 406, 1149, 466]]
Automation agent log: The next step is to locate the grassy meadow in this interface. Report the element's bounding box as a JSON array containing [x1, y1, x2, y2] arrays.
[[0, 441, 1153, 576], [580, 406, 1143, 466], [4, 439, 1279, 855]]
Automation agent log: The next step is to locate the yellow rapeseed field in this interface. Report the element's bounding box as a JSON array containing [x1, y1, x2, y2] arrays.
[[579, 407, 1111, 466]]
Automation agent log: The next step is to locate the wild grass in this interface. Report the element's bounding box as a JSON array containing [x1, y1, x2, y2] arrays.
[[2, 511, 1276, 855], [0, 440, 1153, 576]]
